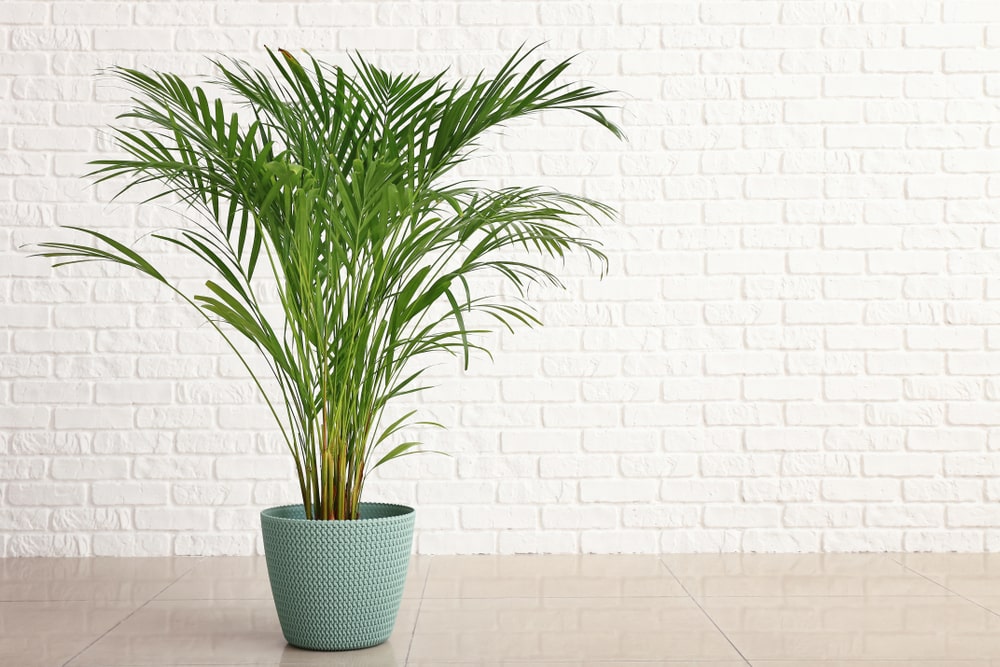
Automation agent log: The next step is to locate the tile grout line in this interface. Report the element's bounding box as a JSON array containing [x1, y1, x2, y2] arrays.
[[404, 555, 433, 666], [657, 557, 753, 667], [59, 557, 204, 667], [889, 554, 1000, 619]]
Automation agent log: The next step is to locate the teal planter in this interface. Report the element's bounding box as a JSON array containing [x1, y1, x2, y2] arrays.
[[260, 503, 415, 651]]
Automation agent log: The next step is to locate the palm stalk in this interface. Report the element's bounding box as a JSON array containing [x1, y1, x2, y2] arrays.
[[34, 46, 623, 520]]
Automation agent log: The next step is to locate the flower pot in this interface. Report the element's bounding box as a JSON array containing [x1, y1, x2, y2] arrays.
[[260, 502, 415, 651]]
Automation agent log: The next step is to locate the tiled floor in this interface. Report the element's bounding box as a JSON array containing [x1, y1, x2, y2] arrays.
[[3, 554, 1000, 665]]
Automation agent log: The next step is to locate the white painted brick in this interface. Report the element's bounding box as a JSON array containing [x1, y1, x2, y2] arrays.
[[784, 504, 863, 528], [868, 352, 944, 377], [826, 326, 903, 350], [135, 508, 210, 531], [94, 29, 172, 52], [948, 403, 1000, 426], [905, 479, 982, 502], [705, 505, 782, 528], [863, 453, 941, 477], [823, 479, 900, 502], [865, 302, 941, 325], [944, 2, 1000, 22], [744, 377, 820, 401], [744, 478, 819, 503], [660, 479, 739, 502], [7, 536, 88, 557], [622, 506, 698, 529], [865, 505, 942, 528], [460, 506, 537, 530], [705, 352, 782, 376], [745, 429, 821, 451], [906, 378, 982, 401], [946, 50, 1000, 73], [50, 458, 128, 480], [13, 380, 90, 404], [11, 28, 91, 51], [745, 327, 823, 351], [53, 3, 130, 25], [824, 277, 900, 300], [785, 99, 864, 123], [867, 403, 945, 427], [6, 482, 85, 506], [945, 454, 1000, 477], [909, 428, 986, 452], [702, 454, 779, 478], [908, 530, 984, 552], [824, 377, 901, 401], [948, 506, 1000, 529], [864, 50, 940, 73], [500, 430, 577, 455], [543, 506, 616, 530], [621, 2, 696, 25], [578, 480, 656, 503], [787, 352, 863, 375], [865, 99, 947, 126], [581, 529, 657, 554], [706, 403, 782, 425]]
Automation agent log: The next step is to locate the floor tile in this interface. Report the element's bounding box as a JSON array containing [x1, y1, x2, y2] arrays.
[[662, 553, 952, 597], [894, 553, 1000, 600], [754, 662, 1000, 667], [0, 600, 137, 667], [408, 596, 743, 662], [700, 595, 1000, 661], [0, 557, 195, 602], [424, 554, 687, 598], [67, 598, 417, 666], [156, 555, 429, 601], [407, 663, 749, 666], [154, 556, 272, 600]]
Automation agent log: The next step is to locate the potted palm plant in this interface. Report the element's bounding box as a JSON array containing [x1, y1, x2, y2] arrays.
[[35, 46, 622, 651]]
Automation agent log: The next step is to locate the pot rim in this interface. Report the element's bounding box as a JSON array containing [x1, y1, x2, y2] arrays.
[[261, 502, 414, 524]]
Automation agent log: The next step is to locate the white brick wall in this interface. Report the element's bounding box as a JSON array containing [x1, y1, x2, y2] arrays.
[[2, 1, 1000, 556]]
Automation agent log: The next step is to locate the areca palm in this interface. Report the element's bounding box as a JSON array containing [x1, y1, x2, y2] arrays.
[[36, 46, 623, 520]]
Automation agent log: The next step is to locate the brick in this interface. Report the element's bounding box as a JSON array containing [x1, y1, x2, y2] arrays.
[[580, 480, 657, 503], [787, 403, 863, 426], [53, 2, 131, 25], [6, 483, 85, 506], [660, 479, 739, 502], [907, 377, 982, 400], [705, 505, 782, 528], [11, 28, 91, 51], [949, 403, 1000, 426], [822, 479, 900, 502], [785, 504, 863, 528], [621, 2, 697, 24], [93, 29, 171, 51], [909, 429, 986, 452]]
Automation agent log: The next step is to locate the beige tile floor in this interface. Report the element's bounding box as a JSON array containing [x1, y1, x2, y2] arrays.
[[3, 554, 1000, 665]]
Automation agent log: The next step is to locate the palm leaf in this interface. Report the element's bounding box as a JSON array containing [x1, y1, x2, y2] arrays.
[[35, 46, 623, 520]]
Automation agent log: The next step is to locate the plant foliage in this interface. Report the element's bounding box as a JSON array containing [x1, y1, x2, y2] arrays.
[[35, 46, 623, 519]]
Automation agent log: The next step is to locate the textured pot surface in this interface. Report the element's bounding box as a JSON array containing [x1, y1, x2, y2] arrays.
[[260, 502, 415, 651]]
